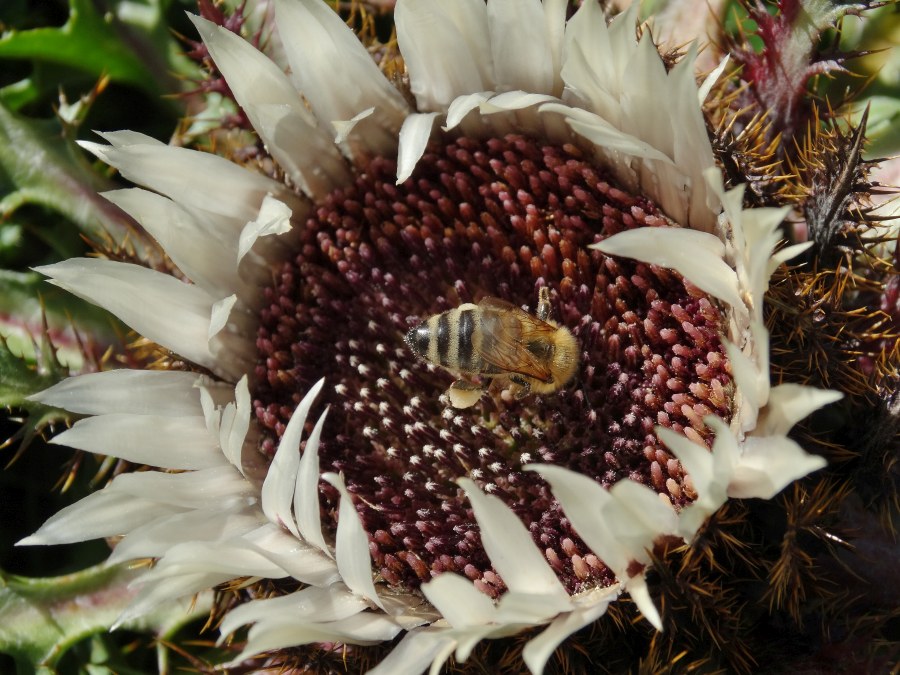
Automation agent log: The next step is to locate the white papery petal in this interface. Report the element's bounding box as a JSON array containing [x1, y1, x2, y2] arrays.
[[480, 91, 557, 114], [561, 0, 617, 116], [729, 436, 828, 500], [323, 473, 383, 609], [51, 414, 225, 470], [421, 573, 496, 628], [275, 0, 408, 154], [724, 321, 771, 428], [117, 571, 235, 628], [108, 509, 261, 564], [220, 585, 368, 640], [18, 490, 178, 545], [543, 0, 567, 95], [769, 241, 813, 272], [80, 133, 301, 224], [240, 524, 340, 586], [607, 479, 679, 541], [621, 34, 673, 161], [698, 56, 730, 103], [219, 376, 252, 472], [189, 15, 349, 197], [368, 629, 457, 675], [624, 574, 663, 630], [395, 0, 492, 110], [662, 418, 744, 539], [103, 189, 242, 296], [656, 425, 722, 507], [99, 466, 252, 508], [236, 614, 402, 663], [593, 227, 744, 310], [397, 112, 440, 184], [522, 587, 617, 674], [28, 370, 204, 417], [261, 379, 325, 538], [34, 259, 226, 376], [444, 92, 493, 130], [530, 465, 663, 579], [488, 0, 554, 94], [667, 48, 718, 231], [745, 207, 794, 306], [209, 294, 238, 341], [453, 625, 509, 664], [333, 107, 374, 144], [237, 194, 293, 263], [458, 478, 569, 601], [756, 385, 843, 437], [540, 103, 675, 165], [145, 540, 293, 580], [294, 403, 331, 555], [494, 590, 571, 625]]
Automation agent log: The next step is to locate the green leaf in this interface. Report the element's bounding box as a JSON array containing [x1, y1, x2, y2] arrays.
[[0, 269, 125, 369], [0, 100, 142, 249], [0, 0, 184, 103], [0, 270, 128, 456], [0, 563, 212, 671]]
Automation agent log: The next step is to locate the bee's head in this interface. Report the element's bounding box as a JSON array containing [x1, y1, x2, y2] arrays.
[[405, 323, 430, 358]]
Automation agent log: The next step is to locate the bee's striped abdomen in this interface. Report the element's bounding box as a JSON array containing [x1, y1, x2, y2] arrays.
[[457, 307, 475, 370], [405, 303, 483, 374]]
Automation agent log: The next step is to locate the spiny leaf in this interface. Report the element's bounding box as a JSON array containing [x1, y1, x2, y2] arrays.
[[0, 100, 139, 248], [0, 0, 189, 108], [729, 0, 879, 142], [0, 562, 211, 671]]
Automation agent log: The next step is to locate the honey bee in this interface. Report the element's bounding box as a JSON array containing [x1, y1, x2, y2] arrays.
[[405, 287, 579, 408]]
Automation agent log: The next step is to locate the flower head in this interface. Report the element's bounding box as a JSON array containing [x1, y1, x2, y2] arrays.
[[17, 1, 855, 672]]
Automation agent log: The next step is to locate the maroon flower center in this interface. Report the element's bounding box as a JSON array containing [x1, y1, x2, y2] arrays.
[[252, 134, 732, 595]]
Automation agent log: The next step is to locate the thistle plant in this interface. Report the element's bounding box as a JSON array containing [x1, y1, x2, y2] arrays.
[[0, 1, 897, 673]]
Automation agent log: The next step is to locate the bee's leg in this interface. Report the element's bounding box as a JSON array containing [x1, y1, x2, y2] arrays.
[[536, 286, 551, 322], [448, 379, 483, 409], [510, 375, 532, 399]]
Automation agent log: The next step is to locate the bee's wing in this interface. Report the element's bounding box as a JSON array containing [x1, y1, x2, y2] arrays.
[[476, 297, 557, 383]]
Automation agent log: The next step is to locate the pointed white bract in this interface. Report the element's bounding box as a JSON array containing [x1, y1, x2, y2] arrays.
[[28, 369, 207, 416], [35, 259, 221, 372], [80, 131, 304, 225], [21, 2, 845, 674], [189, 14, 350, 198], [274, 0, 409, 156], [591, 227, 744, 310], [261, 379, 326, 539], [103, 188, 245, 298]]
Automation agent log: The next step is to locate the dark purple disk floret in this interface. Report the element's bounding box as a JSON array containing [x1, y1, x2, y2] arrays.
[[253, 134, 732, 595]]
